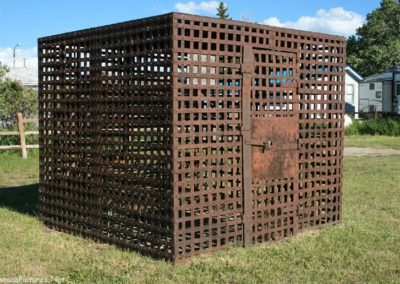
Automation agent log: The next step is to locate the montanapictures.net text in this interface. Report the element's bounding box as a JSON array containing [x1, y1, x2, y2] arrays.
[[0, 276, 65, 283]]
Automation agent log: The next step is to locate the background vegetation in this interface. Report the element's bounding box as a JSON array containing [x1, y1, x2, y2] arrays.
[[345, 118, 400, 136], [0, 62, 38, 148], [347, 0, 400, 77], [216, 2, 230, 19], [0, 62, 38, 130]]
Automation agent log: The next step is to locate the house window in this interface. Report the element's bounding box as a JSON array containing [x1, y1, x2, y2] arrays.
[[397, 84, 400, 96], [369, 83, 375, 90], [346, 84, 354, 95], [376, 91, 382, 98], [346, 85, 354, 104]]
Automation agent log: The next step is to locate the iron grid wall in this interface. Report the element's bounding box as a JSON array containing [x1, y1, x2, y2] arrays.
[[39, 13, 345, 262]]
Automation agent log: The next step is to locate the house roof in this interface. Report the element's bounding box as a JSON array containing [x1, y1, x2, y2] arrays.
[[6, 67, 38, 88], [363, 67, 400, 83], [345, 65, 363, 82]]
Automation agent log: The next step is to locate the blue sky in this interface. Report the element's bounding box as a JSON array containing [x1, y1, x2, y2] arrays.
[[0, 0, 382, 72]]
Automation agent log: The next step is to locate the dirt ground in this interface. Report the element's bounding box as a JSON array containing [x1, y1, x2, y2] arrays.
[[344, 147, 400, 157]]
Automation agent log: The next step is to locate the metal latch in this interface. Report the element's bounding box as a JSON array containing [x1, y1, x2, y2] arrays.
[[246, 140, 272, 153]]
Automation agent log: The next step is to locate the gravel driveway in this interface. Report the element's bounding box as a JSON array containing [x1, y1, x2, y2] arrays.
[[344, 147, 400, 157]]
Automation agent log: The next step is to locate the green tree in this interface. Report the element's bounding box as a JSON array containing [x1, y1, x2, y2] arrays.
[[216, 2, 230, 19], [0, 62, 9, 78], [347, 0, 400, 77], [0, 62, 38, 129]]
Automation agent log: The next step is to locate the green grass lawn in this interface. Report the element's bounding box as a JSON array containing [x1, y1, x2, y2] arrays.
[[0, 150, 39, 187], [0, 142, 399, 283], [345, 135, 400, 149]]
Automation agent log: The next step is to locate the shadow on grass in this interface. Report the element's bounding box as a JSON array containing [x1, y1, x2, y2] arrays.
[[0, 184, 39, 216]]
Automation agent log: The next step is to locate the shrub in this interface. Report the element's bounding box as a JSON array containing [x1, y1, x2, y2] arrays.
[[0, 61, 38, 129], [344, 120, 361, 135], [0, 133, 19, 146], [345, 118, 400, 136]]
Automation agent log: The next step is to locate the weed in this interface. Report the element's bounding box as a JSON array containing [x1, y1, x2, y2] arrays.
[[345, 118, 400, 136]]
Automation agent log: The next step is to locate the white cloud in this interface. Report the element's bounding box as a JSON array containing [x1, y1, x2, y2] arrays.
[[262, 7, 364, 37], [174, 1, 220, 15], [0, 46, 38, 73]]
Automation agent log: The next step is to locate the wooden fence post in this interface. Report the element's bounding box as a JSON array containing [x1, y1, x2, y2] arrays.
[[0, 113, 38, 157], [17, 112, 27, 159]]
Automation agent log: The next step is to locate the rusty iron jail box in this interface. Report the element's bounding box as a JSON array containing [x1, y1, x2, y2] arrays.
[[38, 13, 345, 262]]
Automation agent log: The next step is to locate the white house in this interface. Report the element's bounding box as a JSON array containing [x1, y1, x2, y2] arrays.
[[345, 65, 363, 115], [6, 67, 38, 90], [359, 67, 400, 114]]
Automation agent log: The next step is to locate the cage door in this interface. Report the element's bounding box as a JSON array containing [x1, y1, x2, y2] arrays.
[[242, 45, 300, 245]]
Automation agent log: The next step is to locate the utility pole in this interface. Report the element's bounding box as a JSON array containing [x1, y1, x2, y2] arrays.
[[13, 43, 21, 68]]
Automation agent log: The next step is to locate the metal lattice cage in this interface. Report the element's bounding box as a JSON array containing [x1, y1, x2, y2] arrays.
[[38, 13, 345, 262]]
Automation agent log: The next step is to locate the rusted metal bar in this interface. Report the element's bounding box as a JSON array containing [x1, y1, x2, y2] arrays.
[[241, 44, 253, 246]]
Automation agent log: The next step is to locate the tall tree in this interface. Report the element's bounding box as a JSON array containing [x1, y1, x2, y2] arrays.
[[216, 2, 230, 19], [347, 0, 400, 77]]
